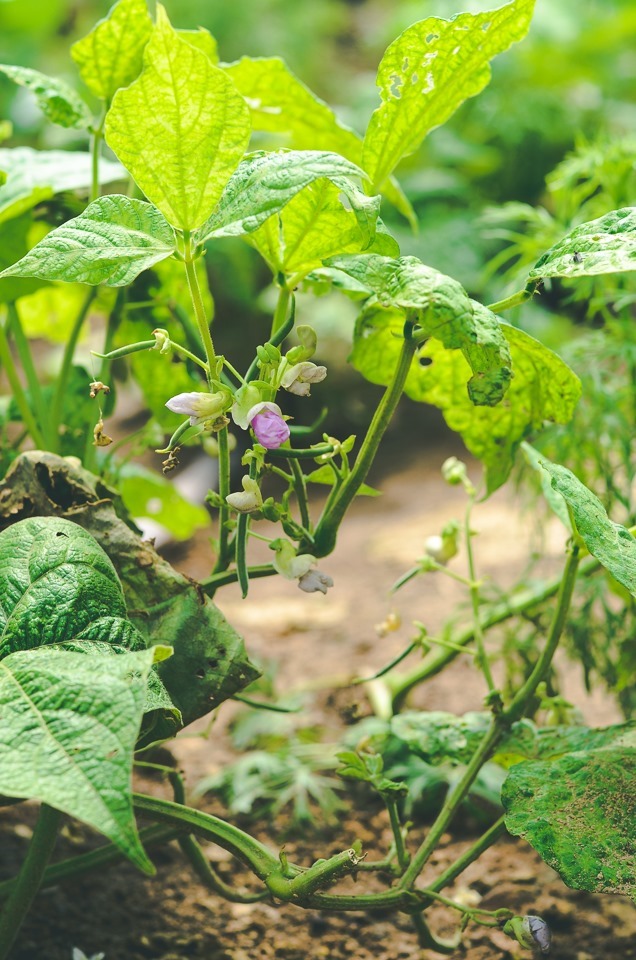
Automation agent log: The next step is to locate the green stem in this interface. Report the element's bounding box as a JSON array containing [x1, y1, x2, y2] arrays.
[[266, 443, 335, 460], [312, 326, 416, 557], [486, 281, 537, 314], [183, 236, 215, 376], [271, 283, 291, 338], [389, 552, 599, 711], [212, 426, 232, 575], [465, 497, 496, 694], [398, 544, 581, 890], [386, 798, 409, 871], [90, 108, 106, 203], [0, 804, 62, 960], [6, 304, 52, 447], [290, 458, 311, 533], [0, 317, 45, 448], [201, 563, 277, 596], [411, 914, 461, 955], [244, 296, 296, 385], [49, 288, 96, 453], [423, 816, 507, 900]]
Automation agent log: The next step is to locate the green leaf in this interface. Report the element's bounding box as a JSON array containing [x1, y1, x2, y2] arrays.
[[195, 149, 369, 243], [398, 323, 580, 496], [246, 178, 380, 278], [305, 464, 380, 497], [337, 750, 407, 798], [529, 207, 636, 280], [71, 0, 153, 104], [0, 644, 159, 872], [362, 0, 536, 192], [0, 452, 260, 732], [0, 516, 144, 657], [0, 215, 49, 303], [0, 196, 175, 287], [105, 5, 251, 231], [177, 27, 218, 63], [224, 55, 416, 226], [0, 63, 92, 129], [540, 459, 636, 595], [502, 723, 636, 898], [336, 254, 512, 405], [117, 463, 209, 540], [0, 147, 124, 225], [521, 442, 572, 532], [390, 711, 492, 765]]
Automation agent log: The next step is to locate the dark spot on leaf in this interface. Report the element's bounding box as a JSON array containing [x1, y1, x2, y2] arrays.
[[207, 658, 219, 669], [55, 531, 68, 538], [195, 668, 205, 679], [419, 356, 433, 368]]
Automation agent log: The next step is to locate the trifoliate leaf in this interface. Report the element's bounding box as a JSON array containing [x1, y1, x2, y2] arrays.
[[0, 196, 175, 287], [105, 5, 250, 231], [71, 0, 153, 104], [362, 0, 536, 192], [0, 63, 92, 129], [529, 207, 636, 280]]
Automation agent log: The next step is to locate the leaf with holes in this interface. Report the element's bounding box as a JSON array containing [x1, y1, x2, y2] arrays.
[[195, 149, 369, 243], [362, 0, 536, 192], [0, 64, 92, 129], [334, 254, 511, 405], [503, 723, 636, 898], [529, 207, 636, 280], [540, 459, 636, 595], [105, 5, 250, 231], [71, 0, 153, 104], [0, 196, 176, 287], [224, 55, 415, 226]]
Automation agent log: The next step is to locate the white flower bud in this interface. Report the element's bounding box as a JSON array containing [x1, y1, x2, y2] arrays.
[[226, 477, 263, 513]]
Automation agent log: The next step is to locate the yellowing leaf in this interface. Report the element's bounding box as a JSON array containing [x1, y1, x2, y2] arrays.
[[363, 0, 536, 191], [0, 64, 92, 129], [71, 0, 153, 104], [105, 4, 250, 231]]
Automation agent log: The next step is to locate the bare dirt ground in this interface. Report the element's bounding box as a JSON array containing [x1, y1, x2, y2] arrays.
[[2, 444, 635, 960]]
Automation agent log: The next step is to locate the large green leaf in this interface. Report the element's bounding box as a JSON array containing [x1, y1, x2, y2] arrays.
[[0, 64, 92, 129], [0, 644, 161, 872], [390, 711, 491, 765], [195, 149, 369, 243], [118, 463, 209, 541], [246, 178, 382, 278], [540, 460, 636, 595], [529, 207, 636, 280], [0, 452, 260, 731], [0, 196, 175, 287], [223, 55, 415, 226], [362, 0, 536, 192], [335, 254, 511, 405], [0, 214, 49, 303], [0, 516, 143, 658], [105, 5, 250, 231], [0, 147, 124, 225], [503, 723, 636, 898], [71, 0, 153, 104]]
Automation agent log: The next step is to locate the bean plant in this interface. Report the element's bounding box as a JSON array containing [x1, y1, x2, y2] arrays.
[[0, 0, 634, 956]]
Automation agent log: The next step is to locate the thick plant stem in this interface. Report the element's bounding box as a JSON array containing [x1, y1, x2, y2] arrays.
[[0, 317, 45, 449], [212, 426, 232, 576], [397, 544, 581, 891], [0, 804, 62, 960], [312, 328, 416, 557], [50, 288, 96, 453], [271, 283, 291, 338], [183, 237, 216, 376]]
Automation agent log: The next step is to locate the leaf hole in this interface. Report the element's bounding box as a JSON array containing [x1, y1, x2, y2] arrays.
[[389, 73, 403, 99], [425, 33, 439, 43], [207, 658, 219, 669], [419, 356, 433, 368], [481, 20, 492, 31], [195, 668, 206, 679]]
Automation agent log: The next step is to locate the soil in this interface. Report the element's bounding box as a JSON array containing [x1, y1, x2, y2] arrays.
[[2, 446, 635, 960]]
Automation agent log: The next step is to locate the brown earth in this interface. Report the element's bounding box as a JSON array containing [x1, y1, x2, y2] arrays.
[[2, 446, 635, 959]]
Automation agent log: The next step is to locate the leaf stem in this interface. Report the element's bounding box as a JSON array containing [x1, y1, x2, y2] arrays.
[[6, 304, 52, 447], [271, 282, 291, 338], [90, 108, 106, 203], [0, 315, 45, 448], [183, 234, 215, 377], [486, 281, 537, 314], [211, 426, 232, 575], [0, 804, 62, 960], [311, 323, 416, 557], [49, 288, 96, 453], [201, 563, 277, 596], [465, 497, 496, 694]]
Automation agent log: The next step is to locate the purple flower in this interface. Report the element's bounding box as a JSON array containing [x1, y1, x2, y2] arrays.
[[247, 403, 290, 449]]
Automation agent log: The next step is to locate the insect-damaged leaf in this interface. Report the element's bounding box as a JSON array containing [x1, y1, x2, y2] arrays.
[[362, 0, 536, 192], [529, 207, 636, 280], [334, 254, 512, 406], [105, 5, 250, 231], [503, 722, 636, 899], [0, 64, 92, 129], [224, 55, 415, 226], [71, 0, 153, 104], [195, 149, 370, 243], [0, 196, 175, 287]]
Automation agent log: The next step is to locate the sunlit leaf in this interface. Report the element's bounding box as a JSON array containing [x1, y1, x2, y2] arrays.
[[71, 0, 153, 104], [224, 55, 415, 226], [0, 63, 92, 129], [118, 463, 209, 540], [529, 207, 636, 280], [177, 27, 218, 63], [362, 0, 536, 191], [105, 4, 250, 231], [0, 196, 175, 286]]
